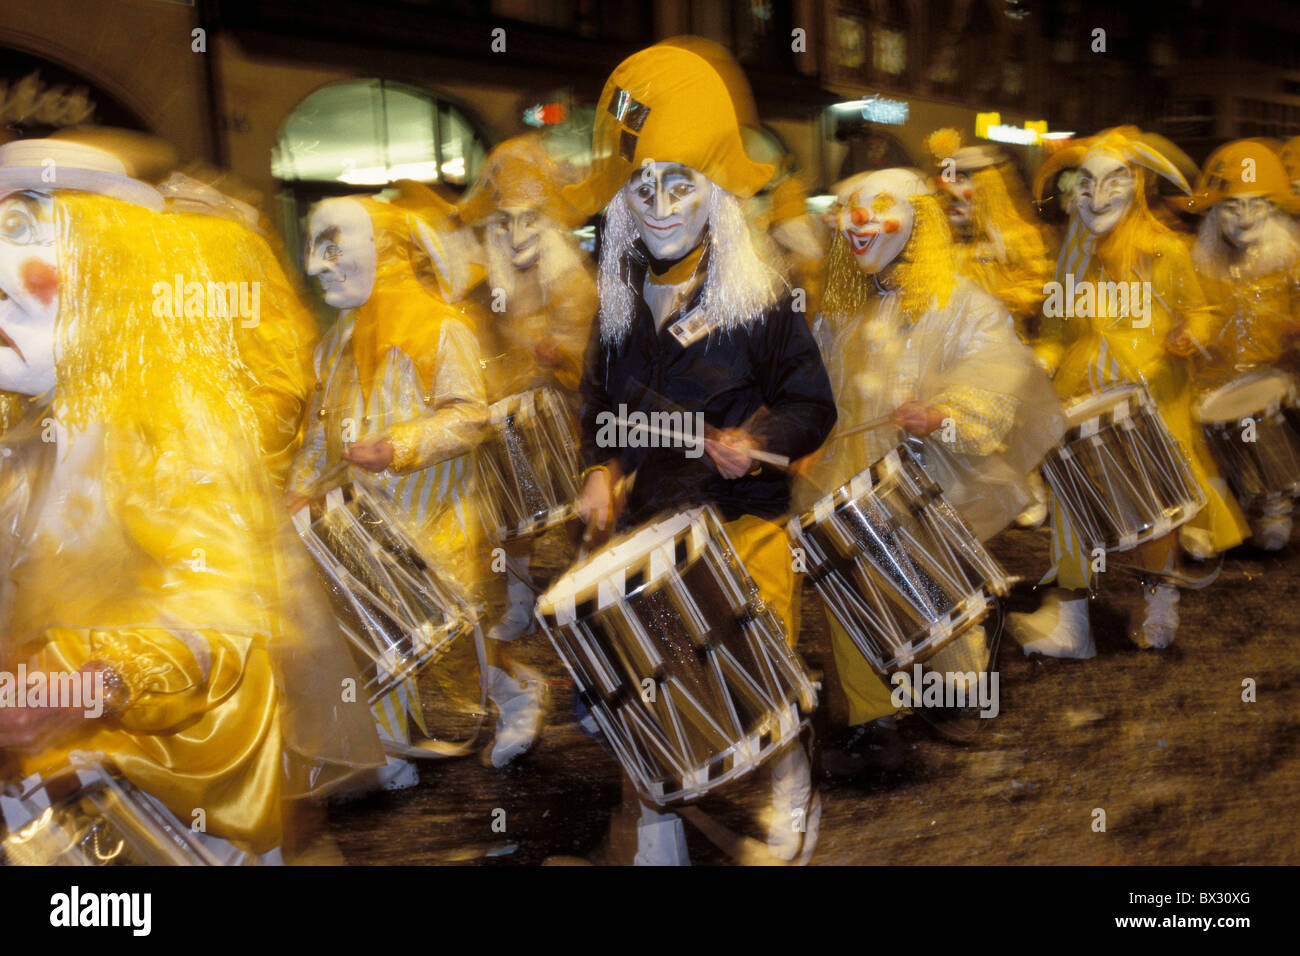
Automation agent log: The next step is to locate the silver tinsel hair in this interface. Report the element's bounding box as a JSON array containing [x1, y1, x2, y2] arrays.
[[1193, 203, 1300, 281], [597, 185, 783, 345]]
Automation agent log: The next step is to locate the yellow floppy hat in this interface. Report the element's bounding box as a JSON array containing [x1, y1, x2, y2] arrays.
[[457, 133, 586, 228], [563, 43, 774, 216], [1187, 139, 1300, 213]]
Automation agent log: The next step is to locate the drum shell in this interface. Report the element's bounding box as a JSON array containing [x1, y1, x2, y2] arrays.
[[1043, 386, 1205, 554], [1196, 376, 1300, 509], [475, 388, 582, 541], [294, 483, 473, 704], [537, 508, 815, 807], [792, 446, 1010, 679]]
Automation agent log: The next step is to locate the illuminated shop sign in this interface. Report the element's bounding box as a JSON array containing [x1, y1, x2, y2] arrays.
[[832, 95, 909, 126], [976, 112, 1052, 145]]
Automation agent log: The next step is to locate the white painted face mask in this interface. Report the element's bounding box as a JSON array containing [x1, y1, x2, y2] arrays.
[[1216, 195, 1272, 249], [488, 206, 544, 271], [0, 191, 59, 396], [621, 162, 713, 263], [836, 168, 920, 275], [1075, 151, 1135, 237], [938, 171, 974, 228], [305, 198, 378, 309]]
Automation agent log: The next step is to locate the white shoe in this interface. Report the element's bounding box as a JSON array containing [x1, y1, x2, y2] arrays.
[[764, 745, 817, 862], [488, 557, 535, 642], [486, 664, 545, 768], [1252, 515, 1291, 551], [377, 757, 419, 791], [634, 805, 691, 866], [1131, 584, 1179, 649], [1009, 589, 1096, 659]]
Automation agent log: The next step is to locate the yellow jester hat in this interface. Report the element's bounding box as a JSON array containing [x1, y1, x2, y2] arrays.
[[1186, 139, 1300, 214], [563, 42, 774, 216]]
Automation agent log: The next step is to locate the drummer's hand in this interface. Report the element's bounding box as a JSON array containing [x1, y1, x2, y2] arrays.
[[1166, 327, 1199, 358], [892, 401, 946, 438], [705, 428, 757, 479], [0, 676, 91, 754], [577, 468, 613, 532], [285, 491, 311, 515], [344, 437, 395, 472]]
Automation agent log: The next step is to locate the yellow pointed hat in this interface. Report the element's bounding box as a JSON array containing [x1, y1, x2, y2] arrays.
[[1033, 126, 1192, 203], [1187, 139, 1299, 213], [563, 43, 774, 216]]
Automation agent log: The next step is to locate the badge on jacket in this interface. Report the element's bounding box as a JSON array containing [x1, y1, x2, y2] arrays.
[[668, 307, 715, 348]]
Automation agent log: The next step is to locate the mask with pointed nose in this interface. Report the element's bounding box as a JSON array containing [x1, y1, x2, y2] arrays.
[[1075, 151, 1135, 237], [489, 206, 543, 271], [1216, 195, 1272, 249], [621, 162, 713, 262], [305, 198, 378, 309], [0, 191, 59, 396]]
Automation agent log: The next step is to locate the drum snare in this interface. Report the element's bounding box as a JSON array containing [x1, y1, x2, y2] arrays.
[[1194, 370, 1300, 511]]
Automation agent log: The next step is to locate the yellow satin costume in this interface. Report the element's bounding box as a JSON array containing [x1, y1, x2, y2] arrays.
[[1, 194, 382, 855]]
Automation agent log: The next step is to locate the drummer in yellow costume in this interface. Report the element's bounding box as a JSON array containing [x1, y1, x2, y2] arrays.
[[1010, 127, 1250, 657], [804, 168, 1063, 761], [456, 134, 596, 766], [1188, 140, 1300, 549], [0, 140, 383, 861], [287, 191, 511, 787], [568, 43, 837, 865]]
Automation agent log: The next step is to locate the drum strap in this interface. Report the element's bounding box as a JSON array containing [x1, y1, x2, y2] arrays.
[[1108, 556, 1223, 590]]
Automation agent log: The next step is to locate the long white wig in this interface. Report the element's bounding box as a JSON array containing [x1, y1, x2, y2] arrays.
[[1193, 203, 1300, 281], [597, 185, 783, 345]]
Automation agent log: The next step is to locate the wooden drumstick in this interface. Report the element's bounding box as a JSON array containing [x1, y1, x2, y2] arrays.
[[826, 412, 896, 442], [614, 414, 791, 469]]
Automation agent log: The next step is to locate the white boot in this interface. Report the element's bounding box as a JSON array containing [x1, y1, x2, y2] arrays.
[[1131, 584, 1179, 649], [1251, 502, 1292, 551], [485, 663, 545, 768], [633, 802, 691, 866], [488, 555, 535, 642], [764, 743, 818, 862], [1009, 588, 1096, 659], [1179, 526, 1217, 561]]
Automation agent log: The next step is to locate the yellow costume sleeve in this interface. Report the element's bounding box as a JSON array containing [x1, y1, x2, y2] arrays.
[[387, 318, 489, 473], [932, 384, 1021, 456]]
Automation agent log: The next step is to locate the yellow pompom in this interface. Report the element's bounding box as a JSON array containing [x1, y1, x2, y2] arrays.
[[926, 128, 962, 163]]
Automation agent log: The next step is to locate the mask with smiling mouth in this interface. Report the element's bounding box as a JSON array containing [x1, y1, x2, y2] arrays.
[[835, 168, 924, 275], [1074, 150, 1135, 238], [488, 206, 544, 271], [305, 198, 378, 309], [1216, 195, 1273, 250], [621, 162, 713, 262], [0, 191, 59, 396]]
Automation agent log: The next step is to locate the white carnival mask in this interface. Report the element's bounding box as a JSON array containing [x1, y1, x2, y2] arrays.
[[621, 162, 713, 263], [306, 198, 378, 309], [1075, 151, 1135, 237], [836, 168, 921, 275], [1216, 195, 1272, 250], [488, 206, 544, 271], [0, 191, 59, 396], [938, 170, 974, 227]]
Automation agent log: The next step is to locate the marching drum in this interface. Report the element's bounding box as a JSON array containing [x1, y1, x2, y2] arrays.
[[476, 387, 583, 541], [790, 444, 1012, 679], [1042, 385, 1205, 553], [1194, 370, 1300, 512], [1, 755, 236, 866], [292, 481, 475, 705], [535, 507, 816, 807]]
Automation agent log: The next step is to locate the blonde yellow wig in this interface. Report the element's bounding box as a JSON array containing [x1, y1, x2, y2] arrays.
[[823, 191, 957, 324]]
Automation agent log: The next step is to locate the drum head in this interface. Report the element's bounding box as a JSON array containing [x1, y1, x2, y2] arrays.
[[1195, 371, 1296, 425], [537, 508, 709, 625], [1064, 384, 1146, 430]]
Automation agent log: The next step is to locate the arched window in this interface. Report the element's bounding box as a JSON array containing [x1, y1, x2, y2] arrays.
[[273, 79, 490, 272]]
